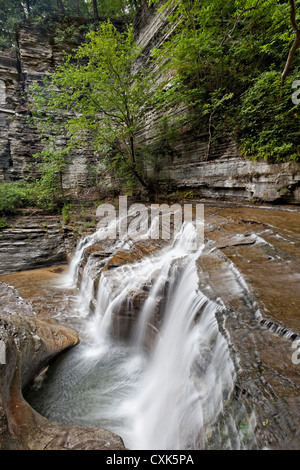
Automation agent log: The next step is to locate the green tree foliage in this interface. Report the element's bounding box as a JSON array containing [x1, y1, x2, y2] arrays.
[[31, 21, 158, 191], [0, 0, 141, 48], [0, 181, 39, 215], [150, 0, 300, 162], [26, 78, 73, 207]]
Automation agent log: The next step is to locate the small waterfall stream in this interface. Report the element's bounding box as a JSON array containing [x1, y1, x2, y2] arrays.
[[25, 216, 257, 450]]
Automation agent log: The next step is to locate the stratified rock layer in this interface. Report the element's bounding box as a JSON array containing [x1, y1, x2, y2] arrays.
[[0, 298, 125, 450], [0, 10, 300, 202], [0, 24, 97, 187], [133, 3, 300, 204], [0, 214, 67, 274]]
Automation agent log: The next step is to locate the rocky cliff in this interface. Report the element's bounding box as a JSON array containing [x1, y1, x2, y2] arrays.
[[133, 2, 300, 204], [0, 7, 300, 203], [0, 213, 67, 275], [0, 22, 97, 187]]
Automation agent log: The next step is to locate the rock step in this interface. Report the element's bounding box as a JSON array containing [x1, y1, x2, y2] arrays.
[[0, 216, 67, 274]]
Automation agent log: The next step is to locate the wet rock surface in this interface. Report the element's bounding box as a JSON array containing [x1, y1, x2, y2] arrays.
[[199, 203, 300, 449], [0, 283, 126, 450], [0, 202, 299, 450], [0, 213, 67, 275]]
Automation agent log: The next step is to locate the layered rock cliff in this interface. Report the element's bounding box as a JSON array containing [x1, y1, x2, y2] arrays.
[[0, 6, 299, 203], [0, 213, 67, 275], [133, 2, 300, 204], [0, 22, 97, 187]]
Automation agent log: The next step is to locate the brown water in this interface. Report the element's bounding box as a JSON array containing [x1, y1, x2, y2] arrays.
[[1, 202, 300, 449]]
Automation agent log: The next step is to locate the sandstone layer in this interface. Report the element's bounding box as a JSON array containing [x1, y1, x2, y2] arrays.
[[0, 6, 299, 202], [0, 286, 125, 450]]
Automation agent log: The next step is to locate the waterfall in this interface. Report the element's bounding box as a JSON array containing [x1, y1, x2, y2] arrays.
[[86, 224, 198, 342], [73, 220, 252, 449], [27, 214, 257, 450], [116, 226, 238, 450], [63, 214, 128, 288]]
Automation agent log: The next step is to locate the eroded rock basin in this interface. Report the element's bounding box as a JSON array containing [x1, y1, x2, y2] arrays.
[[1, 202, 299, 450]]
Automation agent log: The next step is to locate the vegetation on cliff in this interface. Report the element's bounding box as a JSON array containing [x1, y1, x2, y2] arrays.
[[31, 21, 158, 193], [0, 0, 299, 215], [150, 0, 300, 163], [0, 0, 142, 48]]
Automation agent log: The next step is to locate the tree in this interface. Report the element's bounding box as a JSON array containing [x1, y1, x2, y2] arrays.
[[0, 0, 142, 49], [56, 0, 65, 13], [0, 0, 27, 47], [281, 0, 300, 89], [149, 0, 300, 162], [31, 21, 158, 191], [92, 0, 99, 21]]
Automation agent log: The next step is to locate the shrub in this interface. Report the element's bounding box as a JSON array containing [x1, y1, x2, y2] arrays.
[[0, 182, 37, 216], [0, 217, 8, 229], [0, 181, 60, 215], [62, 202, 73, 225], [239, 71, 300, 162]]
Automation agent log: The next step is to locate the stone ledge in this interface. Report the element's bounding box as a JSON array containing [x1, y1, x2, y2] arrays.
[[0, 312, 125, 450]]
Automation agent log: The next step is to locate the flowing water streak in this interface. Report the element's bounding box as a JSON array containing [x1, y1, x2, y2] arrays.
[[119, 224, 238, 450], [77, 256, 97, 317], [64, 234, 96, 288], [63, 215, 128, 288], [56, 217, 245, 449], [89, 222, 203, 343]]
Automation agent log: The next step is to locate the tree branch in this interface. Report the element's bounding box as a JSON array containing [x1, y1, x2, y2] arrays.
[[221, 0, 260, 46], [206, 108, 216, 160], [92, 0, 99, 21], [89, 95, 125, 123], [117, 142, 148, 188], [281, 0, 300, 90]]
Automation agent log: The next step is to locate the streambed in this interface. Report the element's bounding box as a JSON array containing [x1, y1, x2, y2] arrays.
[[1, 203, 299, 450]]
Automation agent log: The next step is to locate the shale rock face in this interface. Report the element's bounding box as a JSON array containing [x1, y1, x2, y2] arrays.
[[0, 24, 97, 187], [0, 9, 300, 202], [133, 3, 300, 204], [0, 292, 125, 450], [162, 157, 300, 204], [0, 214, 67, 274]]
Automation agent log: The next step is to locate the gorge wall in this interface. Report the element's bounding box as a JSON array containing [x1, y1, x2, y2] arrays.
[[0, 22, 97, 188], [133, 2, 300, 204], [0, 4, 300, 203], [0, 213, 68, 274]]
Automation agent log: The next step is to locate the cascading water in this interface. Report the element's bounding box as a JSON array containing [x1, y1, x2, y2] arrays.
[[25, 215, 257, 450], [121, 253, 234, 450]]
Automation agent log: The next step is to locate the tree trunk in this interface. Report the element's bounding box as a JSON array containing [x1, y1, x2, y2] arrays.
[[26, 0, 31, 16], [56, 0, 65, 14], [92, 0, 99, 21], [281, 0, 300, 91], [75, 0, 81, 15], [129, 135, 148, 188], [19, 1, 27, 19]]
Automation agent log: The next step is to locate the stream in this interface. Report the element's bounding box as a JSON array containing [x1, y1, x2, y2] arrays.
[[1, 202, 299, 450]]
